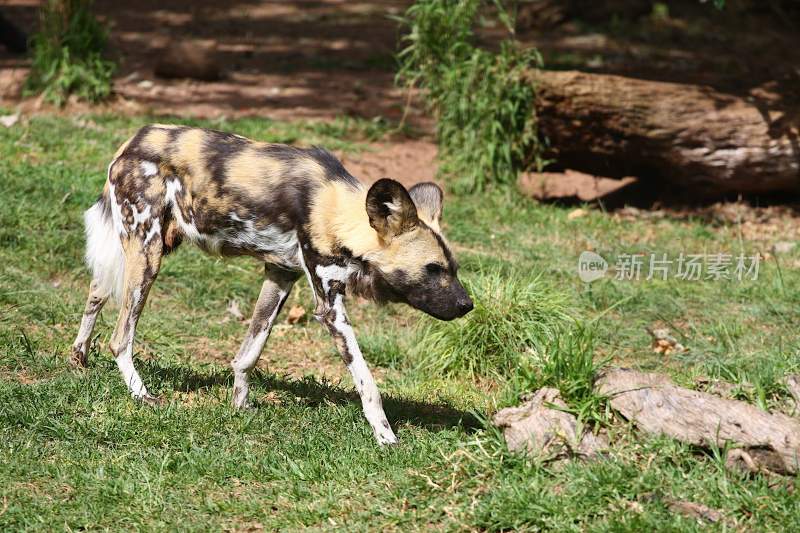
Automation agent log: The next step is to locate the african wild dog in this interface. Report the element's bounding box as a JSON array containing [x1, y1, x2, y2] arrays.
[[71, 124, 472, 445]]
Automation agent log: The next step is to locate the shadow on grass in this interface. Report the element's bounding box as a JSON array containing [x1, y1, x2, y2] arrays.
[[141, 360, 482, 434]]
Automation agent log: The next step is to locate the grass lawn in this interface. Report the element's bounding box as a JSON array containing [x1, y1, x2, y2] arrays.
[[2, 113, 799, 531]]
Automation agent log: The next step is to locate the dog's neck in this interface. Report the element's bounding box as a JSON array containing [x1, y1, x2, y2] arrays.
[[307, 181, 382, 260]]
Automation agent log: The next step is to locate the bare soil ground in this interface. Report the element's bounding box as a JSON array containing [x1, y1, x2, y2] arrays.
[[4, 0, 798, 119], [1, 0, 425, 122], [514, 1, 800, 104]]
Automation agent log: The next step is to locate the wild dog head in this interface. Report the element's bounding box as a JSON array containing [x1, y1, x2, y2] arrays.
[[359, 178, 473, 321]]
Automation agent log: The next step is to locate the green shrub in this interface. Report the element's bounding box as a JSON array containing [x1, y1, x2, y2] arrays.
[[397, 0, 546, 191], [25, 0, 114, 106], [413, 270, 571, 378]]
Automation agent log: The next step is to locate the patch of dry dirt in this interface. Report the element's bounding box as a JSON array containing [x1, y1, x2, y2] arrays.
[[518, 169, 637, 203], [339, 139, 439, 188], [611, 202, 800, 244], [188, 324, 393, 385]]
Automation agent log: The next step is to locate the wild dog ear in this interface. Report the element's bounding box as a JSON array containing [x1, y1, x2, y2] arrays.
[[408, 182, 443, 229], [366, 178, 419, 241]]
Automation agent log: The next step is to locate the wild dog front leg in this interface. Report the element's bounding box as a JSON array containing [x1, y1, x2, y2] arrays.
[[318, 283, 397, 446], [230, 266, 297, 409]]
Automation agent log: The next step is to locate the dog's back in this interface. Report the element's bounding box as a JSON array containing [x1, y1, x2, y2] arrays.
[[91, 124, 363, 299]]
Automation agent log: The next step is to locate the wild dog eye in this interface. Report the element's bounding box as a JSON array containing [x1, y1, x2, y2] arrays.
[[425, 263, 445, 275]]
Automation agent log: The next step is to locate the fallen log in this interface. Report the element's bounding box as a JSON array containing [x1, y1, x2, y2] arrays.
[[493, 387, 607, 460], [786, 374, 800, 413], [596, 368, 800, 474], [533, 70, 800, 195]]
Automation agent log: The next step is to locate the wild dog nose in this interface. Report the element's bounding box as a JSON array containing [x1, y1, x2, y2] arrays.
[[456, 297, 473, 316]]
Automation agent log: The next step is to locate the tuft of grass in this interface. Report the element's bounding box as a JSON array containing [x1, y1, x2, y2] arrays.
[[697, 348, 800, 412], [413, 270, 571, 378], [360, 328, 405, 369], [508, 324, 610, 424], [25, 0, 114, 106], [396, 0, 546, 192]]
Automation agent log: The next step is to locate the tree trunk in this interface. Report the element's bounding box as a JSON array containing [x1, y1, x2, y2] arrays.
[[533, 70, 800, 195]]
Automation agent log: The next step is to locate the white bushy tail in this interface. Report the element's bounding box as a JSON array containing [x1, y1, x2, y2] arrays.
[[84, 199, 125, 303]]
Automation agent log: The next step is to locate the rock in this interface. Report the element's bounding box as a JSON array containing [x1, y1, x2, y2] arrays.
[[493, 388, 607, 460], [773, 241, 796, 254], [567, 208, 588, 220], [154, 40, 222, 81], [0, 113, 19, 128], [647, 327, 686, 355]]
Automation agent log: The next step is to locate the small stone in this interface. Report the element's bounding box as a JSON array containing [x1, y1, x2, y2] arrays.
[[567, 208, 588, 220], [773, 241, 795, 254], [0, 113, 19, 127], [648, 327, 685, 354], [286, 305, 306, 325]]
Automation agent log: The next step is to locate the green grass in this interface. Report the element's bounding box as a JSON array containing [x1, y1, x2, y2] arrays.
[[2, 114, 800, 530]]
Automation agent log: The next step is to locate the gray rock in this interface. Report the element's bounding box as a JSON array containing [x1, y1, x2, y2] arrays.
[[155, 40, 222, 81]]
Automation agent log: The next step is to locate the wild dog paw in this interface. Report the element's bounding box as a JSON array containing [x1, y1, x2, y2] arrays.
[[376, 431, 399, 446], [69, 346, 88, 368], [137, 393, 164, 406], [232, 398, 254, 411], [375, 420, 398, 446], [231, 386, 252, 410]]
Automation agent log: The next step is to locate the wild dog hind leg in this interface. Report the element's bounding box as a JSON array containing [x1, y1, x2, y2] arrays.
[[108, 238, 163, 403], [71, 280, 109, 367], [231, 266, 297, 409], [72, 186, 124, 367]]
